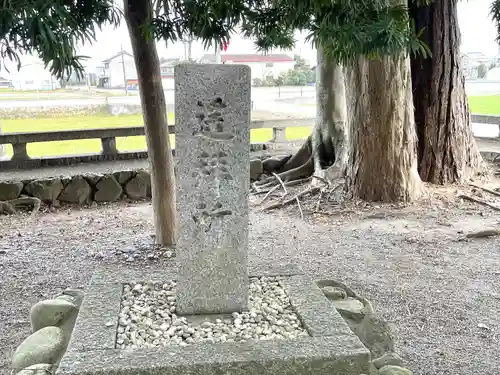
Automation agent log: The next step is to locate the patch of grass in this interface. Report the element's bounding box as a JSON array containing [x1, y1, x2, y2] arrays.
[[468, 95, 500, 115], [2, 113, 313, 158], [4, 93, 495, 159], [299, 95, 500, 115]]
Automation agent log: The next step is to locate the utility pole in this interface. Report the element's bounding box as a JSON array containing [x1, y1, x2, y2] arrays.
[[187, 39, 192, 61], [120, 44, 128, 96]]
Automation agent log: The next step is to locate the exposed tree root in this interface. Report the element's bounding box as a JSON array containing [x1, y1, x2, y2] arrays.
[[0, 196, 41, 215], [272, 172, 288, 196], [254, 136, 315, 191], [253, 50, 347, 216], [466, 229, 500, 239], [263, 186, 321, 211], [307, 208, 356, 216], [469, 183, 500, 198], [458, 194, 500, 211]]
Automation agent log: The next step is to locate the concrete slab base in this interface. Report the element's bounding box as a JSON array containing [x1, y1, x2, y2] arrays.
[[56, 265, 371, 375]]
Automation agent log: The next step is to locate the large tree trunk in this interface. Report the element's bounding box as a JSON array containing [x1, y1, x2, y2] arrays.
[[313, 45, 348, 181], [254, 46, 347, 189], [410, 0, 483, 184], [124, 0, 177, 245], [345, 55, 422, 202]]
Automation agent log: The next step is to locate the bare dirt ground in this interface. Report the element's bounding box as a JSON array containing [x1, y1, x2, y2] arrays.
[[1, 175, 499, 375]]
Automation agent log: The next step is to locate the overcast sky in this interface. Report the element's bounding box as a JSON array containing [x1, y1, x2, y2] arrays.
[[4, 0, 500, 73]]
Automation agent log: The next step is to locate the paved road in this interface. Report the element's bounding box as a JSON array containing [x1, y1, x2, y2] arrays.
[[1, 81, 497, 109]]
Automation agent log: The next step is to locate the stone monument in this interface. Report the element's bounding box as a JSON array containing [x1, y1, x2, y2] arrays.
[[175, 64, 250, 315], [53, 64, 371, 375]]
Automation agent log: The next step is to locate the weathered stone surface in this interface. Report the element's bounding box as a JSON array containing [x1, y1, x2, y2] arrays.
[[25, 179, 63, 204], [0, 181, 23, 201], [332, 298, 365, 315], [58, 271, 371, 375], [94, 175, 122, 202], [83, 173, 103, 186], [322, 285, 348, 300], [124, 174, 148, 199], [350, 313, 395, 359], [250, 159, 263, 180], [15, 363, 53, 375], [175, 64, 250, 315], [378, 365, 413, 375], [12, 327, 65, 371], [60, 177, 72, 187], [59, 176, 91, 204], [113, 171, 134, 185], [373, 352, 404, 369], [30, 299, 78, 332], [136, 170, 151, 196], [55, 288, 85, 308]]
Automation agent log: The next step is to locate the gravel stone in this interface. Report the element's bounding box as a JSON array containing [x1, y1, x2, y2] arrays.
[[117, 276, 307, 348], [1, 177, 500, 375]]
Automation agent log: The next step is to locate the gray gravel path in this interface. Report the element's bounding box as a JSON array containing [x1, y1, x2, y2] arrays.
[[0, 194, 499, 375]]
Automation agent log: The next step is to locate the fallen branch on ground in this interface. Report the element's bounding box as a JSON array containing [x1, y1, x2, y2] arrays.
[[272, 172, 288, 196], [0, 196, 41, 215], [466, 229, 500, 239], [263, 186, 321, 211], [252, 178, 311, 194], [295, 197, 304, 220], [258, 184, 281, 205], [307, 209, 356, 216], [469, 183, 500, 198], [458, 194, 500, 211]]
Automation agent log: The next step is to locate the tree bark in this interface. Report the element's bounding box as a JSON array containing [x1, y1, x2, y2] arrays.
[[345, 55, 422, 202], [313, 45, 348, 180], [124, 0, 176, 245], [410, 0, 483, 184], [255, 46, 347, 188]]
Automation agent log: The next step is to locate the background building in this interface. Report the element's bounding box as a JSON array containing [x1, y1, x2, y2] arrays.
[[99, 50, 137, 88], [10, 63, 61, 90], [200, 53, 295, 82]]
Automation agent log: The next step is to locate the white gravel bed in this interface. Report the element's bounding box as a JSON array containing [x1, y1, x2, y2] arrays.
[[116, 276, 308, 348]]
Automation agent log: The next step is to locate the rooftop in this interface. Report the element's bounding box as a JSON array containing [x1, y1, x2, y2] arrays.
[[102, 51, 134, 63], [200, 53, 294, 63]]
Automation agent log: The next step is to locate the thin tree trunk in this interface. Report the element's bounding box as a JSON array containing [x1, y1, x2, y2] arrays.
[[345, 55, 422, 202], [124, 0, 176, 245], [410, 0, 482, 184], [313, 45, 348, 180], [255, 47, 347, 188]]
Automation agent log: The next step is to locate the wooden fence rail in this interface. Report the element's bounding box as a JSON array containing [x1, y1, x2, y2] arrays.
[[0, 115, 498, 170]]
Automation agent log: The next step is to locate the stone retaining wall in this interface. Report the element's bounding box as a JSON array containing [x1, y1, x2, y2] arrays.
[[0, 169, 153, 207], [0, 159, 265, 210]]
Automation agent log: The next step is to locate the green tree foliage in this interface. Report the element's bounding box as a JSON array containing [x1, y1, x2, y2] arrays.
[[0, 0, 121, 78], [4, 0, 499, 85], [1, 0, 433, 81]]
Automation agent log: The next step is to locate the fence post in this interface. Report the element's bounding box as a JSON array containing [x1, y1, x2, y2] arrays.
[[101, 137, 118, 155], [0, 121, 8, 161], [272, 127, 287, 143]]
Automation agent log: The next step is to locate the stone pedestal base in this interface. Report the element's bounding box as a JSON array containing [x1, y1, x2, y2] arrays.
[[57, 265, 370, 375]]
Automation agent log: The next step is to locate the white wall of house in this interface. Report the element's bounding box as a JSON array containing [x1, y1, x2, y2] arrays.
[[11, 64, 61, 90], [161, 78, 175, 90], [224, 61, 295, 80], [106, 54, 137, 88]]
